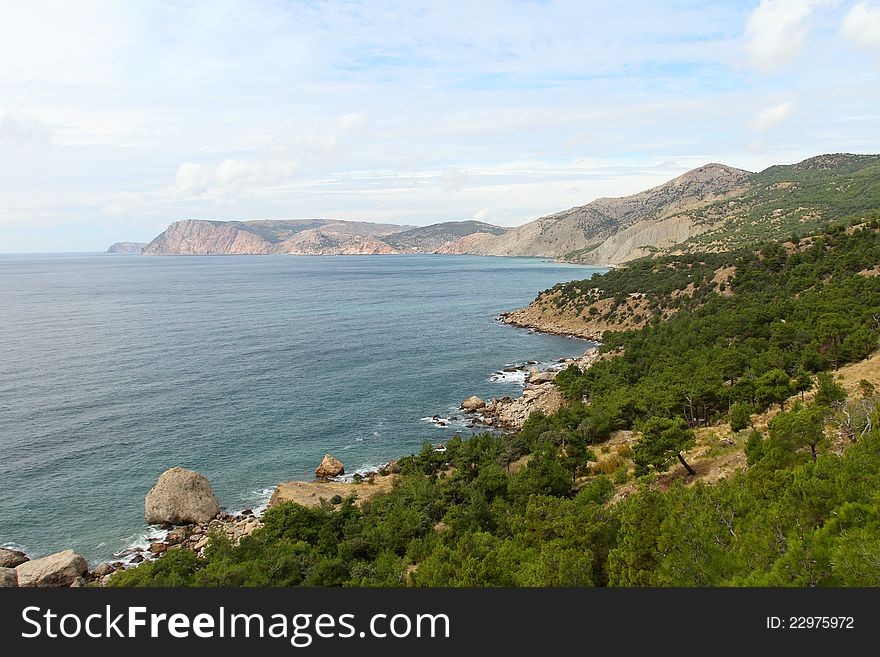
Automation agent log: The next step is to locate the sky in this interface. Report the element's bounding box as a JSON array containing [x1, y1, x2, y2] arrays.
[[2, 0, 880, 252]]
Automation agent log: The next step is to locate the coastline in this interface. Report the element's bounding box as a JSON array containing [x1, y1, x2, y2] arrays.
[[497, 308, 605, 342], [3, 296, 601, 586], [81, 340, 600, 584]]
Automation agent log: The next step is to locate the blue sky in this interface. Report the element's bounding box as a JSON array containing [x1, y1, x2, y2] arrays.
[[2, 0, 880, 252]]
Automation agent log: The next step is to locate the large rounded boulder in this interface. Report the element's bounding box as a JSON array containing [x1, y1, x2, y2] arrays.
[[15, 549, 88, 587], [145, 467, 220, 525]]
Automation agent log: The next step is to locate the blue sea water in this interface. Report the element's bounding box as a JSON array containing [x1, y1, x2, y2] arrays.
[[0, 253, 604, 564]]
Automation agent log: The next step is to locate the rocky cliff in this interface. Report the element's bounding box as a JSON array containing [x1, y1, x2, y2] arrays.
[[140, 218, 508, 255]]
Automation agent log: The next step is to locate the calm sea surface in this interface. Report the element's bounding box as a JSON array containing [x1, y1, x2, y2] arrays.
[[0, 253, 604, 563]]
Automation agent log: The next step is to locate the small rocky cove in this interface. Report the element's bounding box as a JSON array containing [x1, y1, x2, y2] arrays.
[[431, 346, 599, 431], [1, 346, 598, 587]]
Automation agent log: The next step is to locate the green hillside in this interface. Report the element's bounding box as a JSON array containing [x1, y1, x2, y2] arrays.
[[112, 221, 880, 587], [681, 153, 880, 252]]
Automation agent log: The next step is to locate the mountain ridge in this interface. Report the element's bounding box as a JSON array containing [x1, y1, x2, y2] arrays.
[[128, 153, 880, 262]]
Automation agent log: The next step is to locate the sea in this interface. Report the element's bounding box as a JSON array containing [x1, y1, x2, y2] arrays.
[[0, 253, 604, 564]]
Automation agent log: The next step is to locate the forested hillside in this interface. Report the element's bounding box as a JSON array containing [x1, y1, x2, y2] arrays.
[[113, 221, 880, 587], [681, 154, 880, 253]]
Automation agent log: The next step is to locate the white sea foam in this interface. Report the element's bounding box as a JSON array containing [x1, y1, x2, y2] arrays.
[[0, 540, 27, 553], [335, 461, 392, 483], [489, 369, 528, 385], [421, 414, 469, 430], [489, 359, 568, 386]]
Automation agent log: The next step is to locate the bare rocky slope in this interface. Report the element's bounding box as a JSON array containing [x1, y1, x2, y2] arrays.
[[454, 163, 752, 263], [141, 218, 508, 255]]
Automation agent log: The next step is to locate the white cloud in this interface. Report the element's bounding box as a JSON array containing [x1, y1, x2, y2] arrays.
[[745, 0, 835, 73], [841, 2, 880, 51], [0, 113, 51, 155], [215, 159, 260, 190], [171, 155, 299, 198], [5, 1, 880, 251], [750, 100, 795, 132], [172, 163, 212, 197]]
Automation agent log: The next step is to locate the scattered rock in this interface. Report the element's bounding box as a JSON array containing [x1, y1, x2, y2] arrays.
[[315, 454, 345, 478], [0, 548, 28, 569], [15, 549, 88, 587], [528, 370, 557, 385], [69, 577, 87, 588], [0, 567, 17, 587], [149, 542, 168, 556], [460, 395, 486, 411], [242, 509, 254, 516], [92, 563, 114, 578], [145, 467, 221, 525], [129, 554, 145, 564], [194, 537, 209, 551], [165, 526, 189, 545]]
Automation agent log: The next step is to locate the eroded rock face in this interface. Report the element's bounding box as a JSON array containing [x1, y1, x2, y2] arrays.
[[145, 467, 220, 525], [0, 548, 28, 569], [15, 550, 88, 587], [315, 454, 345, 478]]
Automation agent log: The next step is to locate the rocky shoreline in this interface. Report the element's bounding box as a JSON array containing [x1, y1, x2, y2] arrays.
[[454, 347, 599, 430], [498, 308, 605, 342], [1, 344, 599, 588]]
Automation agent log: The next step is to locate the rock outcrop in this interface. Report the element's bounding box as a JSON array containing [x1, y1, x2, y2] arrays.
[[270, 473, 398, 509], [145, 467, 220, 525], [315, 454, 345, 478], [0, 548, 28, 568], [460, 395, 486, 411], [15, 549, 88, 587], [527, 370, 557, 385]]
